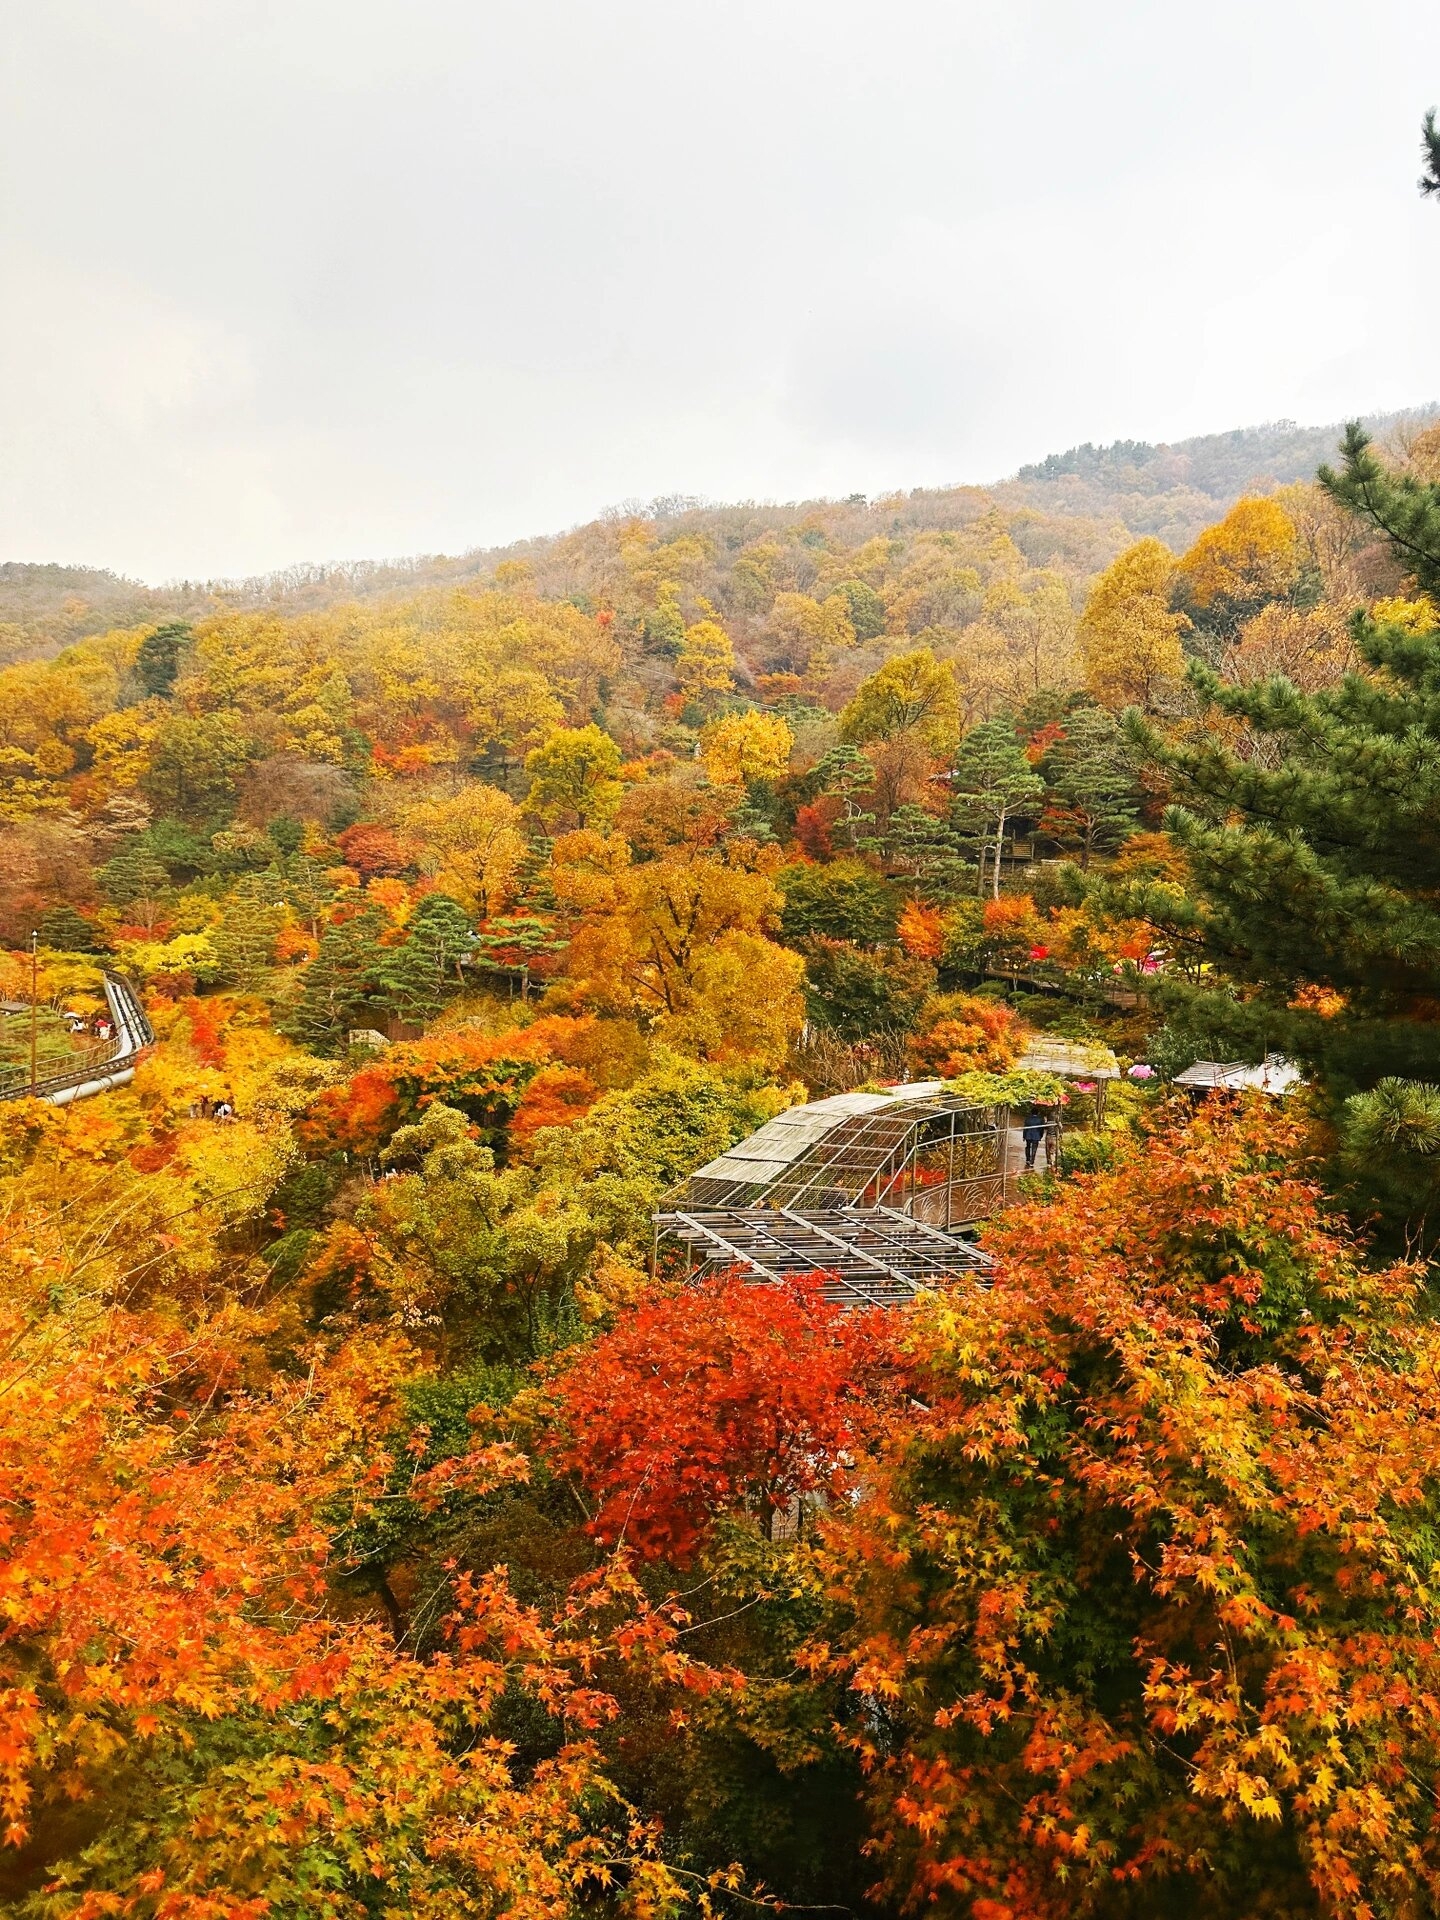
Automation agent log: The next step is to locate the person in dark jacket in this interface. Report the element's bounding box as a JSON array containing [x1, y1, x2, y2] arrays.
[[1022, 1105, 1049, 1170]]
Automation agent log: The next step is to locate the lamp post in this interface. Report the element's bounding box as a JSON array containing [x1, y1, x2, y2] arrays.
[[28, 930, 38, 1095]]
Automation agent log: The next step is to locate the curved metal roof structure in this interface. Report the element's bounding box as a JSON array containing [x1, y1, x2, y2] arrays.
[[670, 1081, 996, 1213], [658, 1081, 1007, 1308]]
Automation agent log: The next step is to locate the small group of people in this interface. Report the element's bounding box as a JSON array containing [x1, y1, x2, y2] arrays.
[[187, 1094, 236, 1122], [1021, 1102, 1060, 1171], [64, 1009, 113, 1042]]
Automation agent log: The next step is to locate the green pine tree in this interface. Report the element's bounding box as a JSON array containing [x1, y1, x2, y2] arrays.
[[1319, 424, 1440, 597], [1045, 707, 1140, 869], [813, 744, 879, 853], [378, 893, 475, 1023], [884, 804, 977, 904], [212, 877, 286, 994], [285, 909, 386, 1055], [1124, 432, 1440, 1233], [135, 621, 190, 700], [37, 905, 106, 954], [947, 721, 1044, 898], [1421, 107, 1440, 199], [98, 844, 171, 926]]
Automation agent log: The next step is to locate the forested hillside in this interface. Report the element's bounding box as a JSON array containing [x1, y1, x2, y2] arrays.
[[8, 407, 1432, 669], [5, 389, 1440, 1914]]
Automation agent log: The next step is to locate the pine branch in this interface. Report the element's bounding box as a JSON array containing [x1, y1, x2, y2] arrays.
[[1422, 107, 1440, 198], [1319, 423, 1440, 593]]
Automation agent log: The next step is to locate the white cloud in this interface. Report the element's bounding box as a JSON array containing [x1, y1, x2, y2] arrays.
[[2, 0, 1438, 580]]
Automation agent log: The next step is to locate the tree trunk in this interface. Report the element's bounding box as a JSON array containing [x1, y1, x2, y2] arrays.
[[375, 1574, 406, 1646]]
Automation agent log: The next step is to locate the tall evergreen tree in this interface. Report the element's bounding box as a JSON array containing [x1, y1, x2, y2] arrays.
[[1126, 430, 1440, 1229], [285, 909, 386, 1055], [212, 877, 285, 994], [813, 745, 879, 853], [884, 804, 976, 904], [1319, 424, 1440, 596], [1044, 707, 1140, 869], [134, 621, 190, 700], [947, 721, 1043, 898], [378, 893, 474, 1024]]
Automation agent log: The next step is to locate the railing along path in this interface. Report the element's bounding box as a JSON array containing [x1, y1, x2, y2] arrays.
[[0, 972, 154, 1105]]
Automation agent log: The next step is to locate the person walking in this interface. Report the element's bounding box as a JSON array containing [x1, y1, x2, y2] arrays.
[[1022, 1105, 1047, 1171]]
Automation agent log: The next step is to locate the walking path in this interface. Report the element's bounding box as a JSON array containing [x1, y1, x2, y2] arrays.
[[0, 972, 153, 1106]]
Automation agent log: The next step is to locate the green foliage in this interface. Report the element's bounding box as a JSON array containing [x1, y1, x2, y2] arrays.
[[830, 578, 886, 640], [944, 1067, 1065, 1108], [532, 1053, 793, 1238], [948, 719, 1044, 895], [141, 816, 225, 881], [776, 859, 899, 946], [378, 893, 474, 1024], [1059, 1128, 1117, 1174], [365, 1101, 594, 1361], [1044, 705, 1140, 866], [134, 621, 190, 699], [1422, 107, 1440, 199], [1319, 422, 1440, 598], [884, 804, 976, 903], [141, 711, 250, 821], [800, 938, 934, 1040], [811, 744, 878, 852], [284, 908, 387, 1054], [211, 878, 285, 993], [1339, 1077, 1440, 1232], [37, 904, 106, 953], [642, 593, 686, 656], [97, 843, 169, 912], [1127, 548, 1440, 1231]]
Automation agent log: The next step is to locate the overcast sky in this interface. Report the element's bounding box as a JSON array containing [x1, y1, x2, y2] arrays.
[[3, 0, 1439, 583]]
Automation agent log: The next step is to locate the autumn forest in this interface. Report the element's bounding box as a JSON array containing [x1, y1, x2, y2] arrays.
[[3, 116, 1440, 1920]]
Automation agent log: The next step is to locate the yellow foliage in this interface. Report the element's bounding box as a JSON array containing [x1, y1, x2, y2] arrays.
[[397, 782, 527, 917], [1371, 595, 1439, 635], [1079, 538, 1188, 710], [766, 592, 856, 675], [676, 620, 735, 702], [699, 710, 794, 787], [1177, 496, 1300, 612], [113, 931, 218, 983]]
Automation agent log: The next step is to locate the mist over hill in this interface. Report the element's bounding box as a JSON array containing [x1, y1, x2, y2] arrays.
[[4, 406, 1433, 665]]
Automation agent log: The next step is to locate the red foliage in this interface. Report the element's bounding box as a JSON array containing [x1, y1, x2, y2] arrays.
[[183, 998, 226, 1069], [127, 1133, 178, 1173], [336, 823, 408, 879], [1024, 719, 1066, 764], [896, 900, 944, 961], [794, 800, 838, 860], [509, 1064, 599, 1150], [298, 1015, 599, 1157], [547, 1274, 889, 1563]]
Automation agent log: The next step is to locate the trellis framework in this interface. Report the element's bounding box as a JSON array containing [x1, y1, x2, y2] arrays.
[[655, 1203, 993, 1308], [655, 1084, 1005, 1306], [668, 1082, 1007, 1226]]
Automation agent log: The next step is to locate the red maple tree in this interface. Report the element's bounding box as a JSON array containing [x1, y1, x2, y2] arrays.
[[547, 1273, 889, 1562]]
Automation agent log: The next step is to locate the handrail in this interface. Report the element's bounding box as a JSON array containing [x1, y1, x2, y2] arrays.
[[0, 972, 153, 1104]]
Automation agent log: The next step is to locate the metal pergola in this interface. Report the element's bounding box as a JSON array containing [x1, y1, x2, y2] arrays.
[[654, 1203, 993, 1308], [656, 1083, 1007, 1307], [670, 1083, 1009, 1229]]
